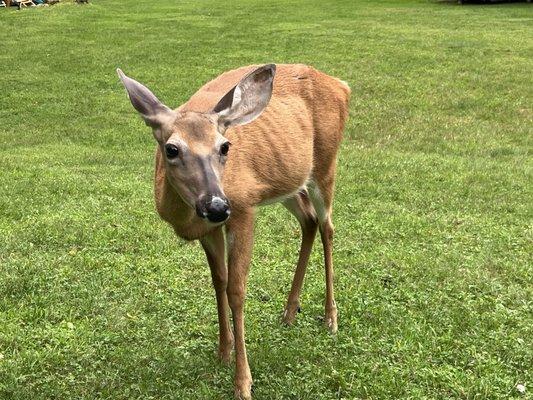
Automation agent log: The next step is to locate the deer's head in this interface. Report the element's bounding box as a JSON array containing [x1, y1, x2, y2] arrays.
[[118, 65, 275, 224]]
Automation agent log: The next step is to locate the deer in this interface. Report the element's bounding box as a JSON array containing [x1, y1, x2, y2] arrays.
[[117, 63, 350, 399]]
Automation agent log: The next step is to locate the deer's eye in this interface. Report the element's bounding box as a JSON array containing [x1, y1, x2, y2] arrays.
[[220, 142, 231, 156], [165, 144, 179, 159]]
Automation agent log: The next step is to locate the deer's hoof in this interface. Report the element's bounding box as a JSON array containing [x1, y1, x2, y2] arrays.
[[217, 337, 234, 366], [218, 347, 233, 366], [325, 308, 338, 334], [234, 380, 252, 400], [281, 302, 300, 326]]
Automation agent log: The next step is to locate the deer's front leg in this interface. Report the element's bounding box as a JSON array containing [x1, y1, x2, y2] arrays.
[[201, 227, 234, 365], [226, 211, 255, 400]]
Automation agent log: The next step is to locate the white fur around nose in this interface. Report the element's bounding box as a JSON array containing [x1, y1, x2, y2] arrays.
[[211, 196, 225, 206]]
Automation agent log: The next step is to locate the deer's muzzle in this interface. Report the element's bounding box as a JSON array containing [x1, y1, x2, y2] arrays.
[[196, 194, 231, 223]]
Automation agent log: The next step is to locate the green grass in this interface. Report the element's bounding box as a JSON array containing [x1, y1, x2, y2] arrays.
[[1, 0, 532, 399]]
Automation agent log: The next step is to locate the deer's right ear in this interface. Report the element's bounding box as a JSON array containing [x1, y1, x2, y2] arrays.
[[117, 68, 176, 130], [213, 64, 276, 130]]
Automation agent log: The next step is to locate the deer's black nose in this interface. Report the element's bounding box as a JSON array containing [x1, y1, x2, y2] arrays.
[[206, 196, 230, 223], [196, 195, 230, 223]]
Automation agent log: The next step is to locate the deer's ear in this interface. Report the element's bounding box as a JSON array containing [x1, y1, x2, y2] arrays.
[[213, 64, 276, 129], [117, 68, 176, 129]]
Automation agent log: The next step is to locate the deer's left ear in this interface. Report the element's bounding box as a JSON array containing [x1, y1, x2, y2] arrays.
[[213, 64, 276, 129]]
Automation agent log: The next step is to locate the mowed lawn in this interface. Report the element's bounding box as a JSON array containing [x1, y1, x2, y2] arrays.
[[0, 0, 531, 399]]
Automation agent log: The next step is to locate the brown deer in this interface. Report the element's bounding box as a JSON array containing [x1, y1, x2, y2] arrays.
[[117, 64, 350, 399]]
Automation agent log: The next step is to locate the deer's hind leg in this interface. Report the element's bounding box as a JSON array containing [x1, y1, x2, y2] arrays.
[[281, 190, 318, 325], [308, 174, 338, 334]]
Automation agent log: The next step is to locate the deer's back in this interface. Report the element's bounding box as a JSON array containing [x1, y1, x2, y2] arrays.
[[180, 64, 350, 210]]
